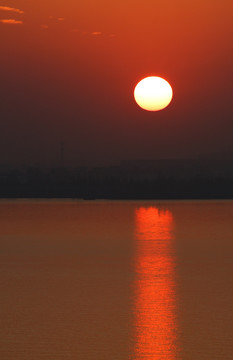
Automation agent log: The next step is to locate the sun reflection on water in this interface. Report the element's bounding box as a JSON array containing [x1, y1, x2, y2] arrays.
[[132, 206, 177, 359]]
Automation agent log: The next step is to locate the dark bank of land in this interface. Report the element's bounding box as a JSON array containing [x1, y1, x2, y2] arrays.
[[1, 159, 233, 199]]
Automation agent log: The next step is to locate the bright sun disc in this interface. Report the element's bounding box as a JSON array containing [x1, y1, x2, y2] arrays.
[[134, 76, 173, 111]]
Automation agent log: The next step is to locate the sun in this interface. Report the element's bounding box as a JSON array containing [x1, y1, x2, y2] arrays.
[[134, 76, 173, 111]]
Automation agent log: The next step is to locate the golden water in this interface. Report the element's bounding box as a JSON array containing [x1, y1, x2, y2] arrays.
[[0, 200, 233, 359]]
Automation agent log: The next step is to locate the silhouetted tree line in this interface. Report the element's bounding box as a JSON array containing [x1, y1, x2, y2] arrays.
[[0, 161, 233, 199]]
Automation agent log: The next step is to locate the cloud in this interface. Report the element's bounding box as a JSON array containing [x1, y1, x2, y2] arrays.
[[0, 6, 24, 14], [91, 31, 102, 36], [48, 16, 65, 21], [41, 24, 49, 29], [0, 19, 23, 24]]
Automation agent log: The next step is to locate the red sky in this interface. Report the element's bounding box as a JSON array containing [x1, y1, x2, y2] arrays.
[[0, 0, 233, 166]]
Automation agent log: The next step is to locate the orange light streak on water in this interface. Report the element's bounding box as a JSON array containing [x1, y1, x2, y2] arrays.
[[133, 206, 177, 359]]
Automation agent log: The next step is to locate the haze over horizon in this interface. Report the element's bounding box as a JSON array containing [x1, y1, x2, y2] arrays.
[[1, 0, 233, 167]]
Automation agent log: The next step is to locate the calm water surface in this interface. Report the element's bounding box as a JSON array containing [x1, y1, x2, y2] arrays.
[[0, 200, 233, 359]]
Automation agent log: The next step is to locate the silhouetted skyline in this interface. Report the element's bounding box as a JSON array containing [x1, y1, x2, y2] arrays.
[[1, 157, 233, 199]]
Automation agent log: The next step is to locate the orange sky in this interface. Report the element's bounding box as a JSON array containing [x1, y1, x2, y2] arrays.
[[0, 0, 233, 165]]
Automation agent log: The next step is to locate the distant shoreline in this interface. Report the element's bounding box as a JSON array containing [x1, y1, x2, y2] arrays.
[[0, 193, 233, 201], [1, 159, 233, 200], [1, 181, 233, 200]]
